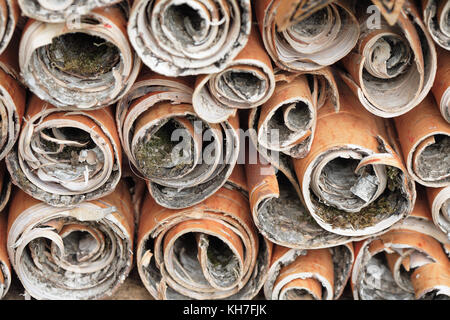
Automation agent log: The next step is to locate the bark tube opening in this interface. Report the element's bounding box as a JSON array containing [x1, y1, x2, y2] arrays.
[[422, 0, 450, 50], [7, 182, 134, 300], [19, 5, 141, 110], [128, 0, 252, 77]]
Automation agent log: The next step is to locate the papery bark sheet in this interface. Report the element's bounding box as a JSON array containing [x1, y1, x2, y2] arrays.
[[18, 0, 123, 23], [116, 70, 240, 209], [0, 0, 20, 55], [394, 94, 450, 187], [248, 67, 339, 161], [264, 243, 354, 300], [0, 212, 11, 299], [136, 167, 272, 300], [0, 161, 11, 213], [427, 186, 450, 236], [6, 95, 122, 207], [351, 193, 450, 300], [255, 0, 359, 72], [7, 182, 134, 300], [340, 0, 437, 118], [192, 26, 275, 124], [19, 4, 141, 109], [432, 46, 450, 123], [128, 0, 252, 77], [421, 0, 450, 50], [293, 82, 416, 237]]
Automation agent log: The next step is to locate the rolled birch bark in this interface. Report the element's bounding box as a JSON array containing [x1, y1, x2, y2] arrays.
[[293, 83, 416, 238], [128, 0, 252, 77], [0, 212, 11, 299], [0, 161, 11, 213], [248, 67, 340, 160], [0, 0, 20, 55], [192, 26, 275, 124], [371, 0, 406, 25], [7, 181, 135, 300], [6, 94, 122, 207], [394, 94, 450, 187], [255, 0, 359, 72], [136, 167, 272, 300], [116, 70, 240, 209], [264, 243, 354, 300], [18, 0, 123, 23], [0, 38, 27, 162], [351, 193, 450, 300], [19, 4, 141, 109], [427, 186, 450, 236], [340, 0, 437, 118], [432, 46, 450, 123], [421, 0, 450, 50]]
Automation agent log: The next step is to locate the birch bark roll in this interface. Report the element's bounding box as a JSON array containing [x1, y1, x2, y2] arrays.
[[18, 0, 123, 23], [427, 186, 450, 236], [136, 167, 272, 300], [255, 0, 359, 72], [340, 0, 437, 118], [264, 243, 354, 300], [394, 94, 450, 187], [128, 0, 251, 77], [0, 212, 11, 299], [19, 4, 141, 109], [432, 46, 450, 123], [0, 0, 20, 55], [116, 70, 240, 209], [0, 161, 11, 213], [422, 0, 450, 50], [0, 38, 27, 162], [351, 193, 450, 300], [248, 67, 339, 160], [7, 182, 134, 300], [192, 26, 275, 124], [6, 94, 122, 207], [293, 82, 416, 238]]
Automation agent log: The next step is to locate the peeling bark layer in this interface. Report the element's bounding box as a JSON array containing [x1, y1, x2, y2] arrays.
[[293, 82, 416, 237], [427, 186, 450, 236], [19, 5, 141, 109], [340, 1, 437, 118], [128, 0, 251, 77], [351, 193, 450, 300], [264, 243, 354, 300], [192, 26, 275, 124], [0, 0, 20, 55], [432, 46, 450, 123], [0, 212, 11, 299], [395, 94, 450, 187], [7, 182, 134, 300], [136, 168, 272, 300], [255, 0, 359, 72], [116, 70, 240, 209], [421, 0, 450, 50], [6, 95, 122, 207], [18, 0, 123, 23]]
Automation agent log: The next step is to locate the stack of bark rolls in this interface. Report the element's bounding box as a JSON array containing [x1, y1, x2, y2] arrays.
[[0, 0, 446, 301]]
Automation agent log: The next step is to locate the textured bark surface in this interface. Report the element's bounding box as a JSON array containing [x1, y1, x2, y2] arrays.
[[421, 0, 450, 50], [427, 186, 450, 236], [432, 46, 450, 123]]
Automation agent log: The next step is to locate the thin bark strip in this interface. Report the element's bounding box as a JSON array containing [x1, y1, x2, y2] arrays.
[[0, 161, 11, 213], [351, 193, 450, 300], [394, 94, 450, 187], [421, 0, 450, 50], [6, 95, 122, 207], [0, 212, 11, 299], [255, 0, 359, 72], [293, 82, 416, 237], [116, 70, 240, 209], [371, 0, 406, 25], [264, 243, 354, 300], [248, 67, 339, 160], [340, 0, 437, 118], [0, 0, 20, 55], [192, 26, 275, 124], [128, 0, 252, 77], [136, 167, 272, 300], [19, 4, 141, 109], [7, 182, 134, 300], [18, 0, 123, 23], [427, 186, 450, 237], [432, 46, 450, 123]]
